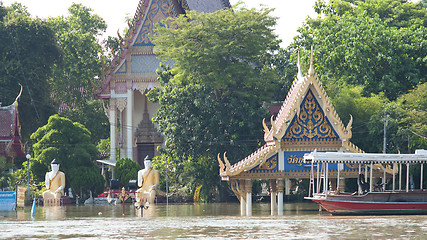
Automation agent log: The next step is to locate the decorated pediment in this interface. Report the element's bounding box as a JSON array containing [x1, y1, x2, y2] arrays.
[[283, 89, 339, 141], [132, 0, 171, 47]]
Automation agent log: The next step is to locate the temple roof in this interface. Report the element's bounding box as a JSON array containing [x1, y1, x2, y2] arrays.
[[95, 0, 230, 98], [0, 87, 25, 159], [218, 49, 363, 179]]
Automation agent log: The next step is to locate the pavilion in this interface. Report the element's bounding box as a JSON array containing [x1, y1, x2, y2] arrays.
[[218, 49, 365, 216]]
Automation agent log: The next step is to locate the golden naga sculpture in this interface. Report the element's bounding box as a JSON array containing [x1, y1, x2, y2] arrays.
[[217, 152, 232, 175], [135, 156, 160, 205], [43, 159, 66, 206], [344, 114, 353, 139]]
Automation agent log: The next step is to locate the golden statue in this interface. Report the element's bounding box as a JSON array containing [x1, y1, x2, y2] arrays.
[[135, 156, 159, 205], [42, 159, 65, 205]]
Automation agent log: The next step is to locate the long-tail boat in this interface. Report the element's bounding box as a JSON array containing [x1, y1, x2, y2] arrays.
[[304, 150, 427, 215]]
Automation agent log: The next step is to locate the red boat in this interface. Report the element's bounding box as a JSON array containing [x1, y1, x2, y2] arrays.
[[304, 150, 427, 215]]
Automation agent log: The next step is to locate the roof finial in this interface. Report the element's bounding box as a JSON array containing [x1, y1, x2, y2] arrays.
[[14, 84, 23, 105], [308, 45, 315, 76], [297, 51, 303, 80]]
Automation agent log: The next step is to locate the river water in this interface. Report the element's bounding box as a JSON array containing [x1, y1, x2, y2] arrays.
[[1, 202, 426, 239]]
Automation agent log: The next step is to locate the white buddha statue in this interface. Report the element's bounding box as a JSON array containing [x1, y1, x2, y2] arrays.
[[135, 156, 160, 205], [42, 159, 66, 205]]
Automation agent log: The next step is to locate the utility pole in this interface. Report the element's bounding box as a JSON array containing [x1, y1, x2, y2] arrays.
[[383, 110, 387, 154]]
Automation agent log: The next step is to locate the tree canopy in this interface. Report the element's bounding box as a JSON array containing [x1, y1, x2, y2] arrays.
[[47, 3, 106, 110], [0, 3, 60, 140], [148, 7, 281, 200], [30, 115, 104, 195], [114, 158, 141, 188], [291, 0, 426, 100]]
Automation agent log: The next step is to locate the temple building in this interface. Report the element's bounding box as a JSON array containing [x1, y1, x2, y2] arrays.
[[0, 87, 25, 164], [96, 0, 230, 166], [218, 50, 364, 216]]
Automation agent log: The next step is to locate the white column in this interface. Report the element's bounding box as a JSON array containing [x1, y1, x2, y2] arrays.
[[421, 164, 424, 190], [358, 164, 362, 194], [277, 179, 284, 216], [406, 163, 409, 192], [240, 182, 246, 216], [126, 89, 133, 160], [246, 180, 252, 216], [337, 163, 341, 191], [240, 196, 246, 216], [399, 163, 402, 191], [110, 103, 116, 162], [370, 162, 373, 192], [392, 163, 396, 192], [278, 151, 284, 171], [270, 179, 277, 215]]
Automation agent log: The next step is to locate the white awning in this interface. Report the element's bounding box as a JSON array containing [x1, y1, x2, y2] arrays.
[[304, 150, 427, 164], [96, 159, 117, 167]]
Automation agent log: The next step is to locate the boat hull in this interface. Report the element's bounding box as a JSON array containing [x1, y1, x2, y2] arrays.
[[306, 191, 427, 215]]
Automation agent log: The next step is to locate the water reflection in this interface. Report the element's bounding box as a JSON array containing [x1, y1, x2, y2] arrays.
[[1, 202, 427, 239]]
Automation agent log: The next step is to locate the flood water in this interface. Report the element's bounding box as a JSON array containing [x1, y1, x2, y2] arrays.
[[1, 202, 427, 239]]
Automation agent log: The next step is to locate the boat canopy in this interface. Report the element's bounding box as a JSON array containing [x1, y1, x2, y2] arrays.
[[304, 150, 427, 164]]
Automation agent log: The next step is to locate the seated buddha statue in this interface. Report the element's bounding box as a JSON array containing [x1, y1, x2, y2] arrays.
[[135, 156, 160, 205], [42, 159, 66, 205]]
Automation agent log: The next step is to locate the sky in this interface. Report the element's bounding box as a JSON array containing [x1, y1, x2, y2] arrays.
[[1, 0, 317, 47]]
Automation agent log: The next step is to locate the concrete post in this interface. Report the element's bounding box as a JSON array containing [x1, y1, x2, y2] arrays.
[[270, 179, 277, 215], [126, 89, 133, 160], [240, 181, 246, 216], [109, 101, 116, 162], [277, 179, 284, 216], [246, 180, 252, 216]]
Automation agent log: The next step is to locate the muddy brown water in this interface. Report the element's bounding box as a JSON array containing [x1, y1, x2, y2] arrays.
[[1, 202, 426, 239]]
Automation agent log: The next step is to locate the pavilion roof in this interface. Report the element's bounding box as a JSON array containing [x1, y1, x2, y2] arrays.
[[0, 87, 25, 159]]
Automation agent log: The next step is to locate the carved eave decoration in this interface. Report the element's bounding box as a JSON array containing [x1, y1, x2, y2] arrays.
[[218, 142, 281, 180]]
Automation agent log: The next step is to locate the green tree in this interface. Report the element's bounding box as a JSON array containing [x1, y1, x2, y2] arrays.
[[114, 158, 141, 188], [60, 99, 109, 145], [396, 82, 427, 151], [291, 0, 426, 100], [47, 3, 107, 110], [149, 6, 280, 200], [0, 156, 12, 189], [0, 3, 60, 141], [328, 84, 388, 152], [96, 138, 110, 159], [365, 82, 427, 154], [30, 115, 104, 196]]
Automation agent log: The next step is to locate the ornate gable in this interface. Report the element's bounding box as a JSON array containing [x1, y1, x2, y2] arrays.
[[283, 89, 339, 141], [132, 0, 172, 47], [263, 50, 356, 150]]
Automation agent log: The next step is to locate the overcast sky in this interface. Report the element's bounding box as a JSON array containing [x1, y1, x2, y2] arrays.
[[1, 0, 317, 47]]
